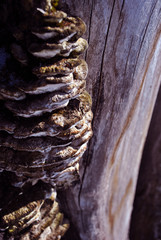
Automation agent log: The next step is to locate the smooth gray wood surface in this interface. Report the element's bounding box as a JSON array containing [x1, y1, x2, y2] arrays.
[[59, 1, 161, 239], [130, 85, 161, 240]]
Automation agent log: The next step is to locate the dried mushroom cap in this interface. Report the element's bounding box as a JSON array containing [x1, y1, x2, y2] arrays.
[[5, 97, 68, 117], [0, 60, 87, 96], [33, 58, 82, 77], [13, 161, 80, 188], [0, 118, 92, 153], [0, 132, 70, 152], [32, 16, 86, 41], [56, 120, 91, 141], [20, 74, 73, 95], [19, 199, 69, 240], [0, 154, 80, 188], [0, 127, 92, 187], [1, 185, 68, 239], [28, 38, 88, 59], [0, 139, 86, 169], [71, 128, 93, 148], [5, 80, 85, 117], [0, 86, 26, 101], [0, 139, 88, 179], [12, 110, 91, 138], [0, 107, 92, 157], [0, 147, 47, 168], [43, 73, 73, 84], [0, 60, 27, 101], [1, 200, 44, 234], [73, 60, 88, 80], [33, 58, 88, 80], [0, 63, 87, 99], [49, 162, 80, 188], [20, 78, 85, 95], [49, 144, 83, 161], [36, 8, 67, 23], [14, 128, 90, 164], [20, 81, 70, 95], [0, 92, 92, 138], [50, 91, 92, 127]]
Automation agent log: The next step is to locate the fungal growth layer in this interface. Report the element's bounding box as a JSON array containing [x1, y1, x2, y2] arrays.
[[0, 0, 93, 239]]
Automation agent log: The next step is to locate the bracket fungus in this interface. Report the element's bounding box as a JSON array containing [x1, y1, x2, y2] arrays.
[[0, 0, 93, 239]]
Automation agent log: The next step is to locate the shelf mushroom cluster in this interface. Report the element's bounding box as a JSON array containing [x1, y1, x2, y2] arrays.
[[0, 185, 69, 239], [0, 1, 93, 238], [0, 3, 93, 189]]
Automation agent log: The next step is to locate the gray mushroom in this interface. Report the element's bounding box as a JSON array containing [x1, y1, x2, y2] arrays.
[[32, 17, 86, 41], [28, 38, 88, 59], [5, 80, 85, 117]]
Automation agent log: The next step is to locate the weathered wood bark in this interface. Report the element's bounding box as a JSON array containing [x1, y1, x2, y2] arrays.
[[130, 85, 161, 240], [58, 1, 161, 240]]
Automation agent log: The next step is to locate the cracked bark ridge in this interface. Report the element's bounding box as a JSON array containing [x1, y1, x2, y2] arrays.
[[0, 0, 92, 239]]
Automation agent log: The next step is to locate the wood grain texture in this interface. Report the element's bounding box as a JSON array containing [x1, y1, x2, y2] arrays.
[[130, 85, 161, 240], [58, 1, 161, 239]]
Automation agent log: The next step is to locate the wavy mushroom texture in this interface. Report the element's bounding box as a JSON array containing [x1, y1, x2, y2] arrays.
[[0, 1, 93, 239]]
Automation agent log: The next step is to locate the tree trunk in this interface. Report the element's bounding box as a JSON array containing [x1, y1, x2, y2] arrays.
[[130, 84, 161, 240], [58, 0, 161, 240]]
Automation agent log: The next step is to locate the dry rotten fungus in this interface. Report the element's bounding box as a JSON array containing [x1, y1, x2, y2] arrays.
[[0, 0, 93, 239], [0, 182, 69, 240]]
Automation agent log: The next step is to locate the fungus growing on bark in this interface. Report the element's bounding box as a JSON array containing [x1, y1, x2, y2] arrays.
[[0, 0, 93, 239]]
